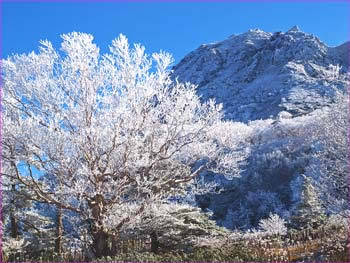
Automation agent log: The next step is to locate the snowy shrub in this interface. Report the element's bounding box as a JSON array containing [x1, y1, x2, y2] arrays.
[[258, 213, 287, 236]]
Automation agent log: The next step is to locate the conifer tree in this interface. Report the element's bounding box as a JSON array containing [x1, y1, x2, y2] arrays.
[[291, 176, 325, 229]]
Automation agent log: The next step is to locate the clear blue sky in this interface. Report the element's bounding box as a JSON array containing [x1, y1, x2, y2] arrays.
[[2, 1, 349, 63]]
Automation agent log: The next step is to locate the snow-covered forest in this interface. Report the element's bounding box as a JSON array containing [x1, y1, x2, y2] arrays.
[[1, 31, 349, 262]]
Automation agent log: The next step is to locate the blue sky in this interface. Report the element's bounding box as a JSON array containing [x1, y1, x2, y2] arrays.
[[2, 1, 349, 63]]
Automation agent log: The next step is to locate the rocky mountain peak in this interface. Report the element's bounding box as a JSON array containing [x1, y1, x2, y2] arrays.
[[173, 28, 348, 122], [288, 25, 301, 32]]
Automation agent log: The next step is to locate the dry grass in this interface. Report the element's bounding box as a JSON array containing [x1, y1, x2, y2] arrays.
[[3, 225, 348, 262]]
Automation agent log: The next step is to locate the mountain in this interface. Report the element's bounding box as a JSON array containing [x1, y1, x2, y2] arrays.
[[173, 26, 348, 122], [172, 27, 349, 229]]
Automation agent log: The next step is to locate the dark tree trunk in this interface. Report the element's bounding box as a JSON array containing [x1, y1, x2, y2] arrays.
[[150, 231, 159, 254], [92, 228, 110, 258], [10, 185, 19, 239], [55, 204, 63, 255], [110, 234, 119, 256], [10, 212, 19, 239], [89, 194, 110, 258]]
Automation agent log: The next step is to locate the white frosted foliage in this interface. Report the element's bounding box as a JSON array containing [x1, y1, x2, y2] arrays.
[[1, 32, 251, 250]]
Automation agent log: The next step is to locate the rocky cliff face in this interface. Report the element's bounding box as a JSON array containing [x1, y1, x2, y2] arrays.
[[172, 27, 349, 229], [173, 26, 348, 122]]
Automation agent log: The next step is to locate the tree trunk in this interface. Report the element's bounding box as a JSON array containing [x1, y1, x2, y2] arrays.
[[92, 228, 110, 258], [150, 231, 159, 254], [10, 185, 19, 239], [89, 194, 110, 258], [110, 234, 119, 256], [10, 212, 19, 239], [55, 204, 63, 255]]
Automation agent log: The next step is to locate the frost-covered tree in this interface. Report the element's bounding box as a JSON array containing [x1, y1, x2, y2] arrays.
[[291, 176, 325, 229], [111, 202, 229, 254], [2, 32, 251, 258], [258, 213, 287, 236], [309, 90, 348, 215], [2, 180, 57, 260]]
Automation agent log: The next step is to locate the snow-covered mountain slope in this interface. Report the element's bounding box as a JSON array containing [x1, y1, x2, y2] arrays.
[[173, 27, 349, 229], [173, 26, 349, 122]]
